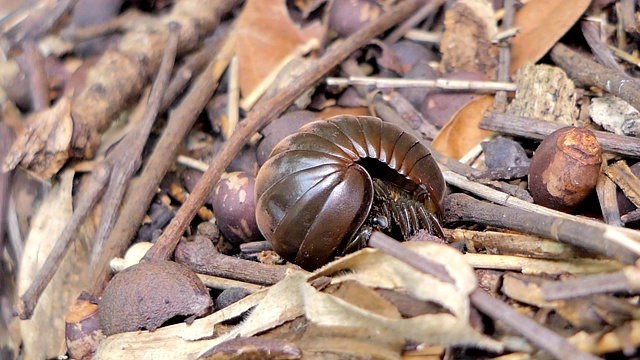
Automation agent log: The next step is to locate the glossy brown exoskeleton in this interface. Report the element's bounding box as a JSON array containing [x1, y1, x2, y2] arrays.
[[255, 115, 446, 270]]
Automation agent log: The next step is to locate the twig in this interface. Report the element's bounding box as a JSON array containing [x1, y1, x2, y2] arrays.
[[469, 290, 599, 360], [143, 0, 430, 263], [88, 23, 179, 270], [160, 27, 228, 111], [384, 0, 445, 44], [0, 122, 15, 261], [326, 76, 517, 91], [21, 41, 48, 111], [603, 160, 640, 209], [403, 29, 442, 44], [607, 44, 640, 69], [86, 22, 238, 296], [542, 266, 640, 300], [480, 111, 640, 158], [14, 162, 110, 320], [444, 192, 640, 265], [494, 0, 514, 109], [175, 235, 297, 286], [550, 42, 640, 111], [447, 228, 592, 260], [223, 55, 239, 141], [581, 20, 626, 74], [596, 170, 623, 227], [463, 253, 621, 275], [368, 231, 599, 360]]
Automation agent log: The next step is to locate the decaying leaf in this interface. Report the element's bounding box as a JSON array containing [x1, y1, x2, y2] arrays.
[[307, 242, 503, 351], [3, 97, 73, 179], [18, 170, 90, 359], [511, 0, 592, 73], [431, 95, 494, 159], [236, 0, 325, 110], [95, 243, 503, 358]]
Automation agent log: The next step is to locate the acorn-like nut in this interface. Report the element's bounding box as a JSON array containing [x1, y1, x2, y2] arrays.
[[528, 127, 602, 212], [99, 260, 212, 336], [212, 171, 260, 245]]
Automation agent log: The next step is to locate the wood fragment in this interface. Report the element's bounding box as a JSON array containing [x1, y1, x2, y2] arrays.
[[480, 111, 640, 158], [596, 170, 623, 227], [542, 266, 640, 301], [551, 42, 640, 112], [447, 229, 592, 260], [444, 192, 640, 265], [604, 160, 640, 209]]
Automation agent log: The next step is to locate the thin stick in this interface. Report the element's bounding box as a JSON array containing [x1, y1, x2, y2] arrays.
[[326, 76, 517, 91], [89, 23, 180, 270], [143, 0, 429, 263], [494, 0, 514, 109], [384, 0, 445, 44], [542, 266, 640, 300], [87, 20, 238, 296], [369, 231, 599, 360]]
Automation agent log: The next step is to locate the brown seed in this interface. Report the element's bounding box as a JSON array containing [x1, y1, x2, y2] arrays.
[[212, 171, 260, 245], [528, 127, 602, 212]]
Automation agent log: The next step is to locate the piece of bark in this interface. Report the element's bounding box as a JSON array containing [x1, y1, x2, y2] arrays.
[[440, 0, 498, 77], [3, 0, 241, 179], [507, 64, 581, 126], [604, 160, 640, 209], [596, 170, 623, 227], [447, 228, 593, 260]]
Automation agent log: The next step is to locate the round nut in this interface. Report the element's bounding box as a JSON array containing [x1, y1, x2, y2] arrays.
[[528, 127, 602, 212], [212, 171, 260, 245]]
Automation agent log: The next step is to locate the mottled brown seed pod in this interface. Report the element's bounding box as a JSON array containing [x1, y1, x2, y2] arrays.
[[212, 171, 260, 245], [528, 127, 602, 212]]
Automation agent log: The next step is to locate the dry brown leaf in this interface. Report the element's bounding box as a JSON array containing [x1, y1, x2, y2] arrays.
[[18, 170, 90, 359], [511, 0, 591, 73], [236, 0, 325, 110], [431, 95, 494, 159], [306, 242, 503, 351], [3, 97, 73, 179]]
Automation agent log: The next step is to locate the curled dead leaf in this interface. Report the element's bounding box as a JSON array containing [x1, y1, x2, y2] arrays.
[[432, 95, 494, 160]]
